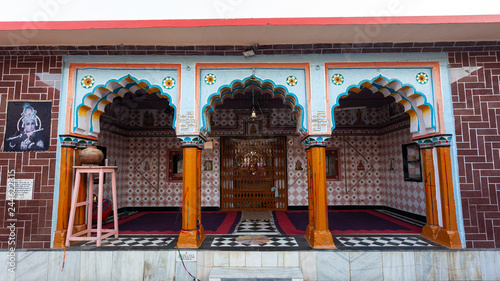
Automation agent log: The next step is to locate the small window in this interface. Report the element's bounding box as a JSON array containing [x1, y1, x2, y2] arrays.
[[169, 151, 183, 181], [402, 143, 422, 182], [326, 149, 340, 180]]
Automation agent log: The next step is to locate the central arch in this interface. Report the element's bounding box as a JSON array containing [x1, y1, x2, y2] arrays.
[[201, 75, 306, 135]]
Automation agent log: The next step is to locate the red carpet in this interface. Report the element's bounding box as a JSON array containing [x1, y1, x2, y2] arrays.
[[273, 210, 422, 235], [105, 211, 241, 235]]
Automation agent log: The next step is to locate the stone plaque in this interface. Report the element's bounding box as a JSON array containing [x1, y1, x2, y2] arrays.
[[6, 179, 33, 200], [176, 251, 196, 262]]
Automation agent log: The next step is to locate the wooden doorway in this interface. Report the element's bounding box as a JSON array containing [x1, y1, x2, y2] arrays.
[[221, 137, 287, 211]]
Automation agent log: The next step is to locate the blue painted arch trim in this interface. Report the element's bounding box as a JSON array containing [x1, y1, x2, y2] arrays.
[[200, 75, 306, 133], [330, 75, 435, 133], [74, 74, 177, 133]]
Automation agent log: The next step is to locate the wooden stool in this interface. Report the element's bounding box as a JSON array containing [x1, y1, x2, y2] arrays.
[[66, 166, 118, 247]]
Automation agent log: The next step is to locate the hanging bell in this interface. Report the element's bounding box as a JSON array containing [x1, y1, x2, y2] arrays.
[[250, 108, 257, 119]]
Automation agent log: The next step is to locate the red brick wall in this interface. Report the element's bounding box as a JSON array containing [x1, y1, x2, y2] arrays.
[[0, 56, 62, 249], [449, 51, 500, 248]]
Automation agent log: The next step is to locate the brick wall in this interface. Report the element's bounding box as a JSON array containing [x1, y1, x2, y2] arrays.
[[0, 56, 62, 249], [449, 51, 500, 248]]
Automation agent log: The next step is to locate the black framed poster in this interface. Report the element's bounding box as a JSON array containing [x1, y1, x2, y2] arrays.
[[3, 101, 52, 152]]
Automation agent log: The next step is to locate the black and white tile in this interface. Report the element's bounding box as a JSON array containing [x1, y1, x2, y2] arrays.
[[233, 219, 280, 235], [78, 236, 176, 248], [335, 235, 438, 248], [211, 236, 299, 248]]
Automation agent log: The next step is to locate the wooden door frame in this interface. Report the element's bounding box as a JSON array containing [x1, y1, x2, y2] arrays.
[[220, 136, 288, 211]]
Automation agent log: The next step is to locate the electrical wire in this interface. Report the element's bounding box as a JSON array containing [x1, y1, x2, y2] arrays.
[[177, 248, 199, 281]]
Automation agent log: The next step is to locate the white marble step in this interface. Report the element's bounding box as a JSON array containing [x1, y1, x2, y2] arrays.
[[209, 266, 303, 281]]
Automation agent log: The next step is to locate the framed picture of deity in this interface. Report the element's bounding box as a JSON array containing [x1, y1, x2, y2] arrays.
[[3, 101, 52, 152], [244, 120, 261, 136]]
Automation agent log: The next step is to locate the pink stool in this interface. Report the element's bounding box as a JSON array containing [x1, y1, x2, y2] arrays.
[[66, 166, 119, 247]]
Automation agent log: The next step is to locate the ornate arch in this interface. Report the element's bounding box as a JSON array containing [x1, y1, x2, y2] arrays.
[[74, 75, 176, 137], [200, 75, 306, 134], [331, 75, 435, 135]]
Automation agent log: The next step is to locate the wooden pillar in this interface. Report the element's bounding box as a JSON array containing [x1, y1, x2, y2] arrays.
[[196, 148, 205, 236], [305, 148, 314, 242], [435, 145, 461, 248], [177, 143, 205, 248], [415, 135, 462, 249], [73, 145, 88, 234], [303, 136, 336, 249], [419, 147, 440, 240], [53, 144, 75, 248]]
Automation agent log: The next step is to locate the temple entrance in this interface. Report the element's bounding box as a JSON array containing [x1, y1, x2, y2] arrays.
[[220, 136, 287, 211]]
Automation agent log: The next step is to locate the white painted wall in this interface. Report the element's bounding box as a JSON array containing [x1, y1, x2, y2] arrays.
[[2, 0, 500, 22]]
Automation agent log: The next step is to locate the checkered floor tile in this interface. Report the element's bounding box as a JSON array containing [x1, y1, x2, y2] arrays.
[[234, 219, 279, 234], [78, 236, 176, 247], [336, 235, 436, 248], [211, 236, 299, 247]]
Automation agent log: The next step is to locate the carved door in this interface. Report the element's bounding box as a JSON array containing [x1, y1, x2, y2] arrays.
[[221, 137, 287, 211]]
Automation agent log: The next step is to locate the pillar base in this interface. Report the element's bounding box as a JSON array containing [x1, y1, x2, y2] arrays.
[[52, 229, 67, 249], [73, 224, 87, 235], [176, 227, 206, 249], [420, 224, 440, 240], [305, 224, 314, 243], [436, 228, 462, 249], [305, 229, 336, 249]]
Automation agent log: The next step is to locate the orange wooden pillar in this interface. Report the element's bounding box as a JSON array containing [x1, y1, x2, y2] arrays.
[[419, 145, 440, 240], [303, 137, 336, 249], [177, 138, 205, 248], [435, 143, 461, 248], [196, 147, 205, 236], [53, 141, 76, 248], [415, 135, 462, 248], [305, 148, 314, 242], [73, 144, 88, 234]]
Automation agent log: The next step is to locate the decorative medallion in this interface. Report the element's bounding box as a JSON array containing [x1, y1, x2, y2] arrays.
[[162, 76, 176, 89], [204, 73, 216, 85], [416, 72, 429, 84], [235, 235, 271, 246], [81, 75, 95, 89], [331, 74, 344, 85], [286, 75, 298, 86]]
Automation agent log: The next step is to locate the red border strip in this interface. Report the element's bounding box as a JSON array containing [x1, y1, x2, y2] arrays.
[[1, 15, 500, 31], [103, 211, 240, 235], [274, 210, 422, 235]]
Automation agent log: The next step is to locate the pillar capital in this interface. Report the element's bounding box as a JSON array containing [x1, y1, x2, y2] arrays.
[[414, 134, 453, 149], [178, 134, 206, 149], [59, 134, 97, 148], [301, 134, 330, 149]]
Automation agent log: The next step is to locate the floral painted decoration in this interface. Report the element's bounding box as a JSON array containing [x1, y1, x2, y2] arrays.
[[331, 74, 344, 85], [286, 75, 298, 86], [204, 73, 216, 85], [162, 76, 176, 89], [81, 75, 95, 89], [416, 72, 429, 84]]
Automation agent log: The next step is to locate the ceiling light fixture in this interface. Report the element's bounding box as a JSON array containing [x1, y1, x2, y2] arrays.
[[243, 44, 258, 58], [243, 49, 255, 58], [250, 83, 257, 120]]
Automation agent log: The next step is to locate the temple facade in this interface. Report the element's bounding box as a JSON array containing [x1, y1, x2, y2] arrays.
[[1, 1, 500, 279]]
